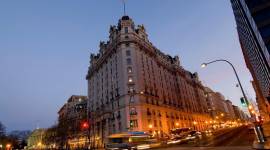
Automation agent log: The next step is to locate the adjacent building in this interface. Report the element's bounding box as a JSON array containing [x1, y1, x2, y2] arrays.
[[230, 0, 270, 120], [225, 100, 236, 120], [27, 129, 46, 149], [205, 88, 227, 118], [232, 105, 249, 120], [86, 16, 211, 147], [57, 95, 88, 149], [204, 87, 240, 121]]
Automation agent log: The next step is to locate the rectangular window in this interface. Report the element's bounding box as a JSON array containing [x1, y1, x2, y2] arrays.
[[154, 120, 157, 127], [118, 122, 122, 131], [128, 77, 133, 82], [126, 50, 131, 56], [125, 27, 128, 33], [127, 67, 132, 73], [127, 58, 132, 65], [113, 124, 116, 133], [130, 120, 138, 128], [130, 107, 137, 115], [129, 86, 134, 93]]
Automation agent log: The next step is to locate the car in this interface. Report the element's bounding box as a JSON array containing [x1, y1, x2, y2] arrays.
[[167, 136, 183, 145], [184, 131, 202, 140]]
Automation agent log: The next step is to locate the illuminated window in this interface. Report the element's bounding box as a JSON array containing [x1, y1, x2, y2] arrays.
[[130, 107, 137, 115], [128, 77, 133, 82], [130, 120, 138, 128], [127, 67, 132, 73], [129, 86, 134, 92]]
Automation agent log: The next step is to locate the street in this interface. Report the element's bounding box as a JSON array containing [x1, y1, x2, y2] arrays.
[[158, 126, 255, 150]]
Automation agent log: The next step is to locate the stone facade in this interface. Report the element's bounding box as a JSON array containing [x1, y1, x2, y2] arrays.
[[86, 16, 211, 147], [225, 100, 236, 120], [232, 105, 248, 120], [27, 129, 46, 149], [57, 95, 88, 149], [204, 87, 241, 121]]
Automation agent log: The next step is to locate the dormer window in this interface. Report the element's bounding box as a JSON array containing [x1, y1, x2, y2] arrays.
[[125, 27, 128, 33], [142, 35, 145, 40]]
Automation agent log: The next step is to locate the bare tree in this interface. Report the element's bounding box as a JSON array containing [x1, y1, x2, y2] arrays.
[[0, 121, 6, 138]]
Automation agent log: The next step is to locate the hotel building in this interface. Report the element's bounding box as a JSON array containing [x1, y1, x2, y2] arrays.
[[86, 16, 211, 146]]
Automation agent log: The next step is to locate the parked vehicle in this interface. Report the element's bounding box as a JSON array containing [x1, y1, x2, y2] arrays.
[[105, 131, 161, 150], [184, 130, 202, 140], [170, 127, 192, 138], [167, 128, 193, 145]]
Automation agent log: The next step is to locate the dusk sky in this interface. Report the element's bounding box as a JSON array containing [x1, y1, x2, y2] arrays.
[[0, 0, 255, 131]]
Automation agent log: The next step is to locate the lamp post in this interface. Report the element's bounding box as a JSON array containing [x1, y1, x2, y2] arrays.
[[201, 59, 249, 107], [201, 59, 265, 143], [193, 121, 197, 130]]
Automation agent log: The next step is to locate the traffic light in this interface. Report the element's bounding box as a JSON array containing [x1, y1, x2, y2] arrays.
[[240, 97, 249, 107], [81, 121, 89, 129]]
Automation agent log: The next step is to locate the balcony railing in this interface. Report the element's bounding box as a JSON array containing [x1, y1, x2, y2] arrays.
[[130, 111, 138, 115]]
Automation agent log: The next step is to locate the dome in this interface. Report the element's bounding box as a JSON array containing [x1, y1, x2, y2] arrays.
[[121, 15, 130, 20]]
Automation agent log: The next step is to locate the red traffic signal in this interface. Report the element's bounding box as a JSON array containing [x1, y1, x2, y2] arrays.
[[81, 121, 89, 129]]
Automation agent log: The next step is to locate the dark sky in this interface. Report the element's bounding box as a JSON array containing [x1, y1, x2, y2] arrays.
[[0, 0, 255, 131]]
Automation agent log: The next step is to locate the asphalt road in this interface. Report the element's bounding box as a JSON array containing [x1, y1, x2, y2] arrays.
[[158, 125, 255, 150]]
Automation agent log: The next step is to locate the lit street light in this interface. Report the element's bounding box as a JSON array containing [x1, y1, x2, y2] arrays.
[[6, 144, 11, 150], [201, 59, 265, 143], [193, 121, 197, 130]]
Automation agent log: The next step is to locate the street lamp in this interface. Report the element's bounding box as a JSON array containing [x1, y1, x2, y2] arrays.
[[201, 59, 249, 106], [193, 121, 197, 130], [6, 144, 11, 150], [201, 63, 207, 68], [148, 124, 153, 135], [201, 59, 265, 143]]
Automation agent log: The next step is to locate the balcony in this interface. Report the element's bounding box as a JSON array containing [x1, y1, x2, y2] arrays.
[[130, 111, 138, 115], [117, 114, 121, 119], [111, 116, 115, 121]]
